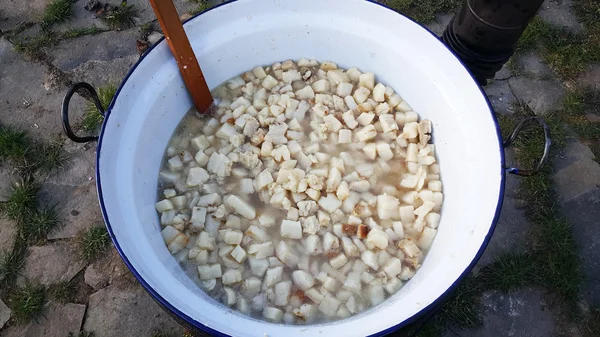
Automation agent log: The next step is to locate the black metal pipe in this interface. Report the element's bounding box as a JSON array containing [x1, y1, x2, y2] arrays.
[[442, 0, 545, 85]]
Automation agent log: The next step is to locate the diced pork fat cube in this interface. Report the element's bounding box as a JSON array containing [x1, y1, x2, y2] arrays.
[[377, 194, 400, 220], [356, 125, 377, 142], [398, 238, 421, 257], [207, 152, 232, 177], [292, 270, 315, 291], [198, 264, 222, 280], [281, 220, 303, 239], [366, 227, 389, 249], [186, 167, 209, 187], [225, 195, 256, 219]]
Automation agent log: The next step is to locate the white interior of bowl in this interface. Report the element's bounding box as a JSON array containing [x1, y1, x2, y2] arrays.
[[97, 0, 503, 336]]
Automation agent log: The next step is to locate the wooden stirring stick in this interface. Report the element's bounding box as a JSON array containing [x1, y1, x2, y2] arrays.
[[149, 0, 214, 114]]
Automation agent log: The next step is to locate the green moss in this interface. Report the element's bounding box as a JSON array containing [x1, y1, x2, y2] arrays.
[[385, 0, 461, 23], [80, 226, 111, 262], [10, 283, 46, 323], [83, 84, 117, 133], [42, 0, 74, 28]]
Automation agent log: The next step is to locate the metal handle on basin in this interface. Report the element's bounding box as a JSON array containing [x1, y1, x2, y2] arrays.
[[61, 82, 105, 143], [503, 116, 551, 176]]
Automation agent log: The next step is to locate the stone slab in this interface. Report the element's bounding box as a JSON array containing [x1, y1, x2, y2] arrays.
[[45, 141, 97, 187], [40, 180, 102, 240], [553, 156, 600, 204], [53, 1, 111, 33], [18, 241, 85, 286], [0, 37, 85, 143], [0, 164, 16, 202], [561, 189, 600, 306], [494, 63, 512, 81], [3, 301, 85, 337], [48, 28, 139, 72], [508, 77, 566, 115], [538, 0, 584, 34], [456, 289, 555, 337], [83, 284, 185, 337], [84, 246, 133, 290], [577, 64, 600, 91], [484, 80, 517, 115], [68, 54, 138, 88], [0, 299, 10, 330], [0, 0, 47, 31], [516, 52, 553, 79], [476, 152, 529, 267], [0, 216, 17, 255], [102, 0, 200, 24], [553, 139, 598, 172]]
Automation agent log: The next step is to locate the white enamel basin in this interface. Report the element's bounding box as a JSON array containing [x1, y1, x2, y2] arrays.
[[96, 0, 504, 336]]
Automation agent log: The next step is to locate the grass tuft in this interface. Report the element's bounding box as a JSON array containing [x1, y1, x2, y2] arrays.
[[83, 84, 117, 133], [0, 239, 27, 290], [563, 89, 600, 139], [102, 3, 137, 29], [0, 126, 67, 173], [0, 126, 29, 163], [10, 283, 46, 323], [61, 26, 104, 39], [438, 277, 481, 329], [516, 16, 600, 80], [479, 252, 540, 292], [385, 0, 461, 23], [32, 140, 69, 174], [140, 22, 154, 37], [80, 226, 111, 262], [497, 104, 582, 302], [573, 0, 600, 32], [42, 0, 74, 28], [2, 21, 36, 40], [22, 205, 61, 242], [536, 215, 582, 299], [2, 178, 39, 222], [188, 0, 214, 15], [47, 281, 75, 303], [13, 30, 58, 57]]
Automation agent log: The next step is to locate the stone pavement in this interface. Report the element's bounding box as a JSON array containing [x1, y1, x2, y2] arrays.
[[1, 1, 599, 336]]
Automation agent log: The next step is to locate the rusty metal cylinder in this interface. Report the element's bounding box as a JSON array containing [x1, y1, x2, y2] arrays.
[[442, 0, 545, 85]]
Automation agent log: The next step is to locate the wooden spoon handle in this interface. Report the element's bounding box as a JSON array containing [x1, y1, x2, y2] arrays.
[[149, 0, 214, 114]]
